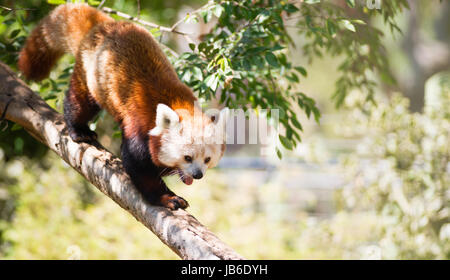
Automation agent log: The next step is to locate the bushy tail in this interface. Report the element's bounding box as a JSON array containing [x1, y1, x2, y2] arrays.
[[18, 3, 112, 81]]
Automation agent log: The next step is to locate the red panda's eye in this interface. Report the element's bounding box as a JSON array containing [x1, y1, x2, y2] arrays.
[[184, 155, 192, 162], [204, 157, 211, 164]]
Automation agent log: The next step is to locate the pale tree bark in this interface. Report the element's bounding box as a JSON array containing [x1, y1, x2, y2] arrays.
[[0, 62, 244, 260]]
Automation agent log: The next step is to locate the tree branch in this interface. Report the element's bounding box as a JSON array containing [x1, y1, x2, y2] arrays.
[[101, 7, 191, 36], [0, 5, 37, 11], [169, 2, 216, 32], [0, 62, 244, 260]]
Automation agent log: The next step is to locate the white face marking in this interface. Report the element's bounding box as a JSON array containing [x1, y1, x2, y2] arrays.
[[149, 105, 227, 181]]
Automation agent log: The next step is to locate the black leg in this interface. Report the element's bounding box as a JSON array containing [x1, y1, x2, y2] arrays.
[[120, 135, 188, 210], [64, 73, 100, 143]]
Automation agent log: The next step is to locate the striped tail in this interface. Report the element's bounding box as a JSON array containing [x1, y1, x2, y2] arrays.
[[18, 3, 112, 81]]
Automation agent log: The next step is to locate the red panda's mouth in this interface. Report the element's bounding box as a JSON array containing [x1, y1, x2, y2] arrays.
[[178, 169, 193, 185]]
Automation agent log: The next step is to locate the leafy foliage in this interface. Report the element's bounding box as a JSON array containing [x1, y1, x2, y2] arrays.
[[169, 0, 408, 154], [338, 72, 450, 259], [0, 152, 384, 259], [0, 0, 410, 158], [0, 4, 50, 159], [1, 1, 449, 260], [173, 0, 317, 153], [296, 0, 409, 107]]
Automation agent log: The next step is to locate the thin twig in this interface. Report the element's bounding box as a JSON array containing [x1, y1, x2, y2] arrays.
[[98, 0, 107, 9], [170, 2, 216, 32], [183, 34, 196, 45], [101, 7, 192, 36], [137, 0, 141, 19], [0, 5, 37, 11], [99, 6, 179, 57], [161, 43, 179, 58], [170, 16, 188, 33]]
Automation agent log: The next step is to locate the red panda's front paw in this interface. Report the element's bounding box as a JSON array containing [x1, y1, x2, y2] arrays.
[[68, 127, 98, 143], [159, 194, 189, 210]]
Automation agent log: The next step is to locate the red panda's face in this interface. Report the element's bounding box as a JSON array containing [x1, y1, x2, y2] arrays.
[[149, 104, 228, 185]]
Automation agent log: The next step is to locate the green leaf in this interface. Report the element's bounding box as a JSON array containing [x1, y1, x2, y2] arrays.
[[205, 74, 219, 92], [312, 107, 321, 123], [326, 19, 337, 37], [242, 59, 251, 70], [294, 66, 308, 77], [88, 0, 101, 5], [279, 135, 293, 150], [340, 20, 356, 32], [212, 4, 224, 18], [201, 10, 212, 23], [191, 67, 203, 81], [189, 43, 196, 51], [284, 4, 299, 13], [58, 72, 71, 79], [345, 0, 355, 8], [352, 19, 366, 25], [149, 28, 161, 37], [11, 123, 23, 131], [304, 0, 321, 4], [265, 52, 279, 67], [185, 14, 199, 24], [3, 19, 16, 25], [258, 11, 271, 24], [276, 147, 283, 159], [44, 94, 57, 101], [47, 0, 66, 4], [290, 117, 303, 131], [9, 29, 20, 39], [286, 73, 299, 83], [112, 130, 122, 139], [251, 55, 265, 69]]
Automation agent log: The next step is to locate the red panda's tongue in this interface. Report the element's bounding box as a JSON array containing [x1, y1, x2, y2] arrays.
[[182, 176, 193, 185], [178, 170, 193, 185]]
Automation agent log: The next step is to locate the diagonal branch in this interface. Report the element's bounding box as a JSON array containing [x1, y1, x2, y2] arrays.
[[100, 3, 220, 56], [0, 62, 244, 260], [169, 1, 216, 32], [101, 7, 191, 36]]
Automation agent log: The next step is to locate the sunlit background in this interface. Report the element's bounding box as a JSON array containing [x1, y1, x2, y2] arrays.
[[0, 0, 448, 259]]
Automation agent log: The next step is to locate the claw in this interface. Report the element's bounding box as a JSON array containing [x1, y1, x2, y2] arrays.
[[162, 195, 189, 210], [142, 192, 189, 210], [68, 128, 97, 143]]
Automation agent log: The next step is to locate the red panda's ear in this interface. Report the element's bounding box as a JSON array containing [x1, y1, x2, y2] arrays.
[[149, 104, 180, 136]]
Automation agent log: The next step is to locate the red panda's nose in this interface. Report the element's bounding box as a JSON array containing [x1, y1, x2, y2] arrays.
[[192, 170, 203, 179]]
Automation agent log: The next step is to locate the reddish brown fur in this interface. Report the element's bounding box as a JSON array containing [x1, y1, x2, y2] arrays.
[[18, 4, 113, 81], [148, 135, 163, 166], [19, 4, 197, 142], [76, 21, 197, 139], [17, 24, 64, 81], [18, 4, 204, 210]]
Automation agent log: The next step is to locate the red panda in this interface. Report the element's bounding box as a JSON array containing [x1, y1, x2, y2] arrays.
[[18, 3, 228, 210]]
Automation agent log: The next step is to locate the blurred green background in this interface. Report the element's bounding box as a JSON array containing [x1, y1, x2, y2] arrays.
[[0, 0, 448, 259]]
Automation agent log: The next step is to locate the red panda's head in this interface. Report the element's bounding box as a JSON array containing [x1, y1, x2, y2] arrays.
[[148, 104, 228, 185]]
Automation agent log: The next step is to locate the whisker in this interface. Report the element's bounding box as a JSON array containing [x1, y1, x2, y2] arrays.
[[158, 167, 169, 177]]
